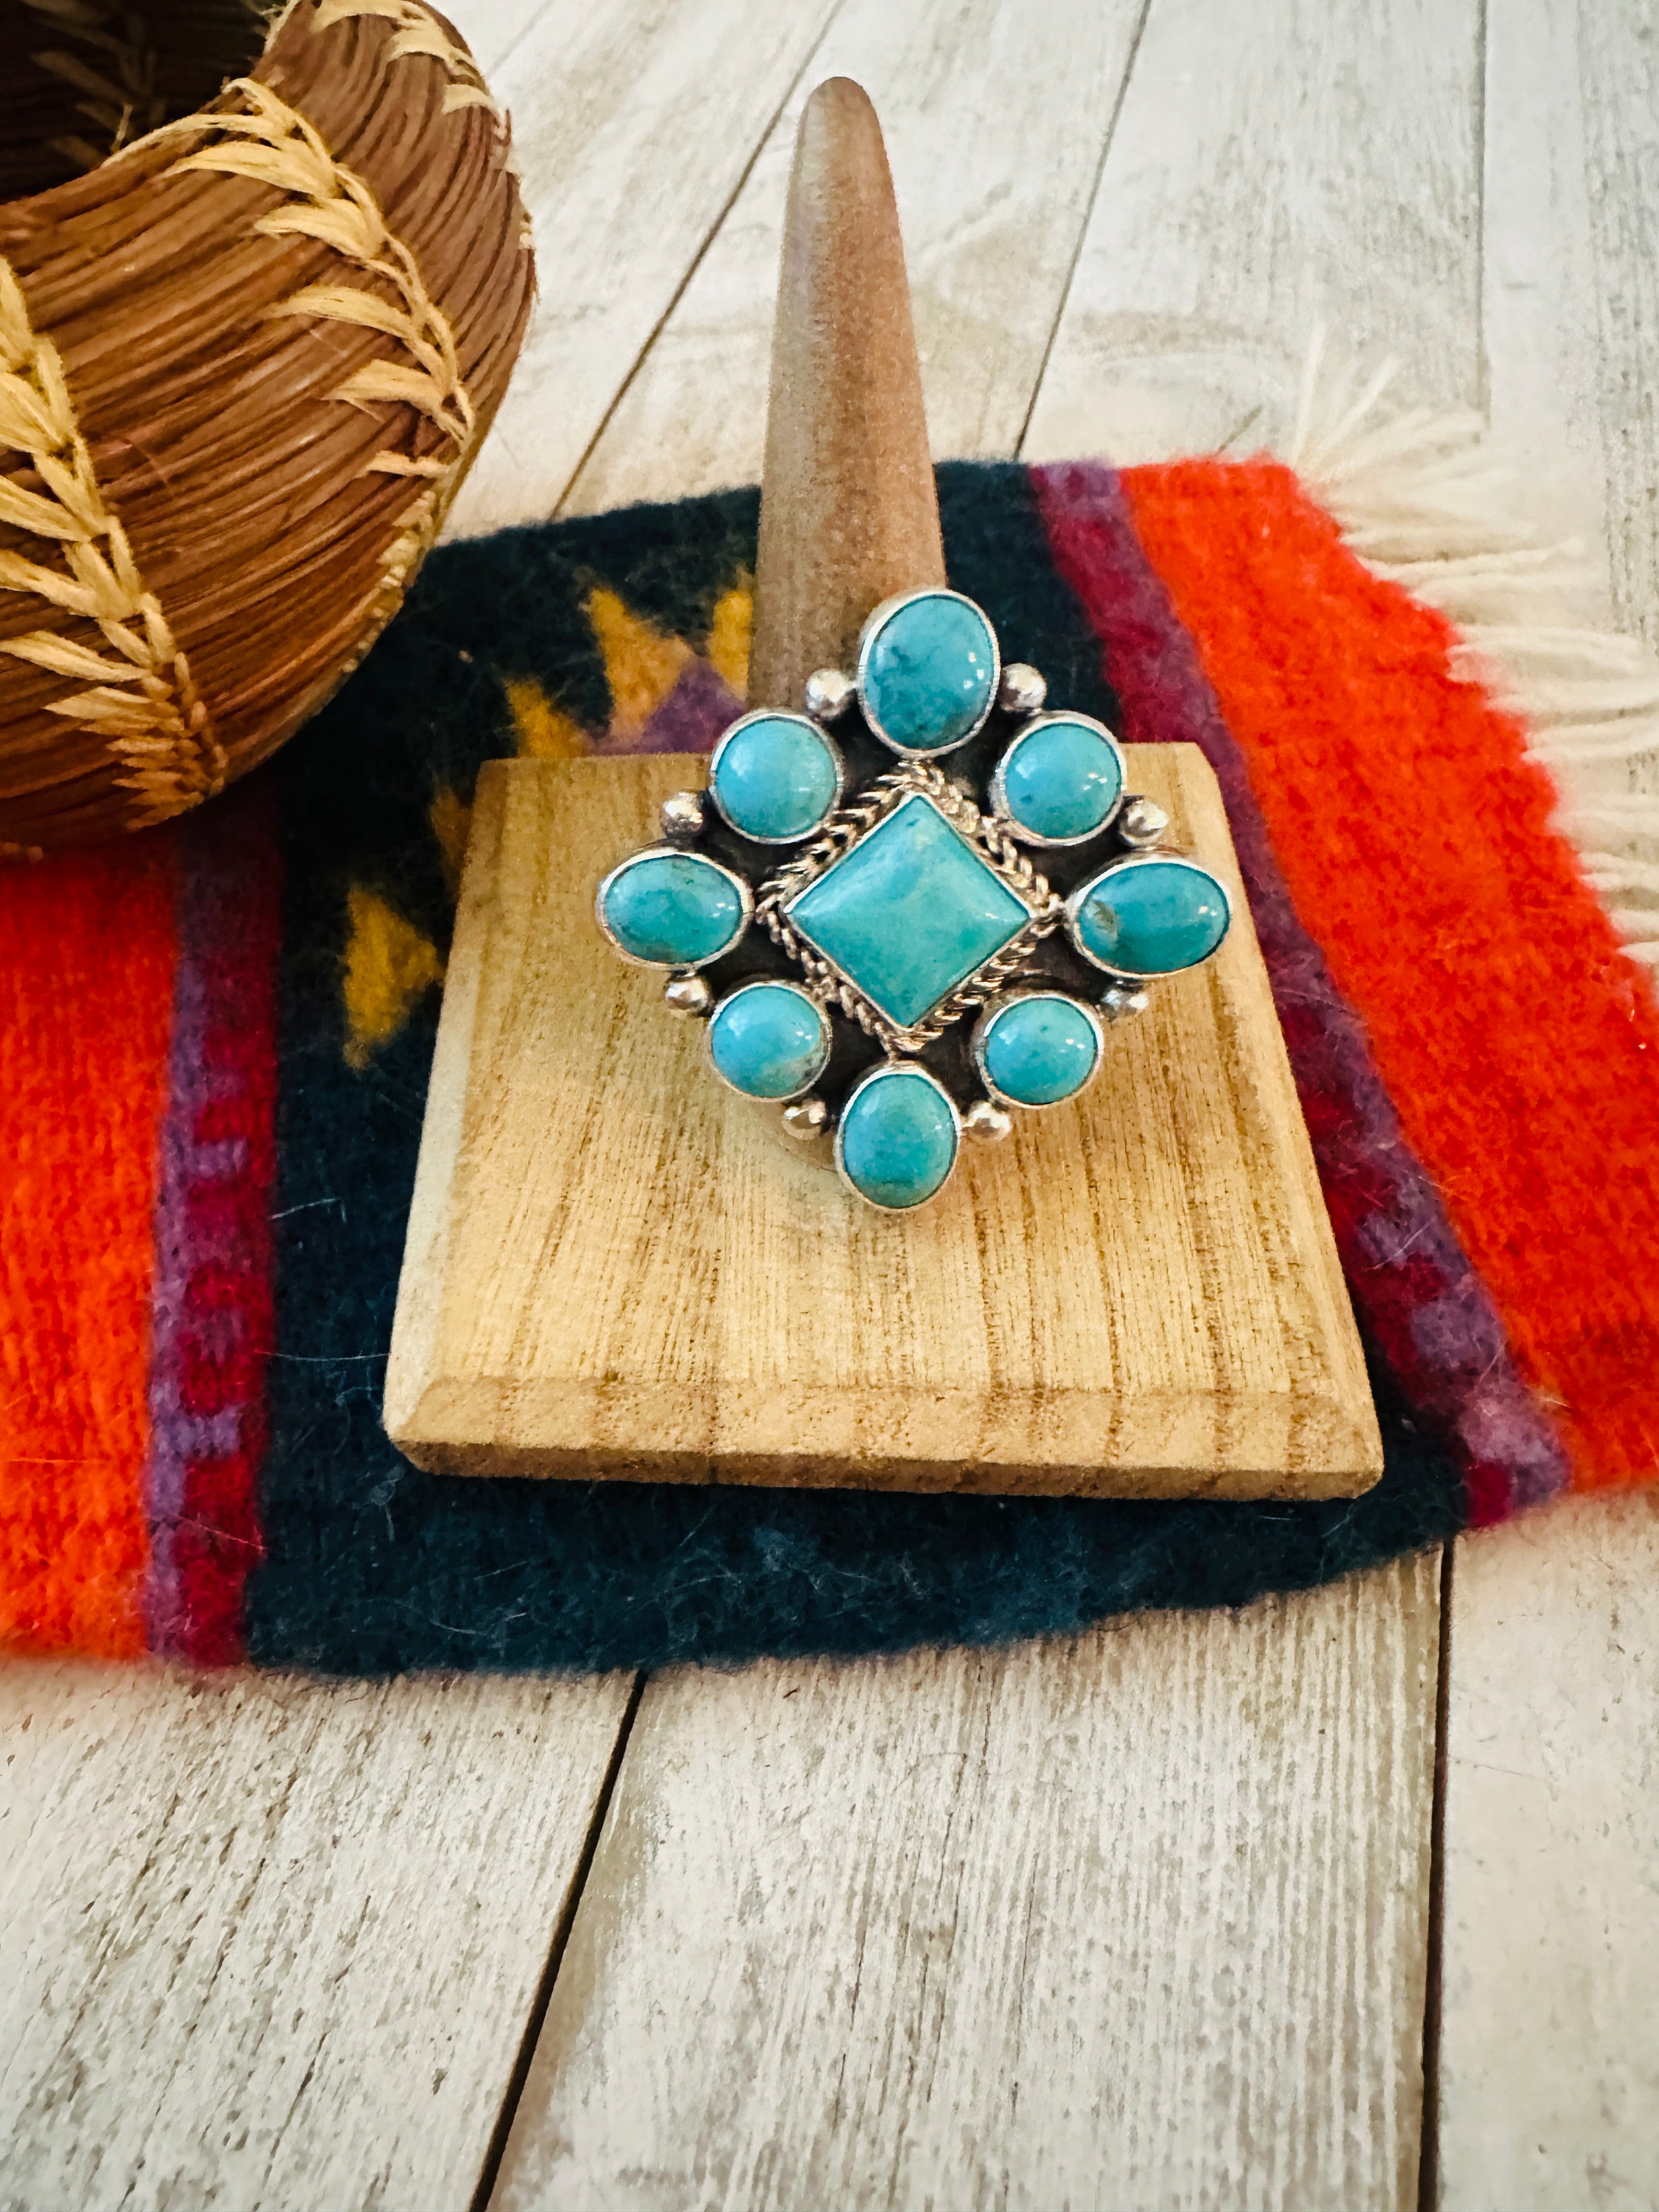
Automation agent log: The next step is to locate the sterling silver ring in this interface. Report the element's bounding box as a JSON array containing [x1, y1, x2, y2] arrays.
[[595, 586, 1232, 1211]]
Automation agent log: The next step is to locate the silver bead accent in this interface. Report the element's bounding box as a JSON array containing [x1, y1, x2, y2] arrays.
[[663, 972, 713, 1017], [1117, 795, 1169, 848], [659, 789, 707, 841], [804, 668, 856, 723], [997, 662, 1047, 719], [962, 1098, 1014, 1144], [1099, 984, 1150, 1023], [781, 1097, 829, 1140]]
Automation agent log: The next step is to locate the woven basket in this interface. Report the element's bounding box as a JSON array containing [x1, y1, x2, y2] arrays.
[[0, 0, 533, 854]]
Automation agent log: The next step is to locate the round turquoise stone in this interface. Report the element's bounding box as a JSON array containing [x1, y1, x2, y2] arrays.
[[1068, 857, 1231, 977], [979, 994, 1101, 1106], [995, 715, 1124, 844], [599, 850, 747, 967], [707, 981, 830, 1100], [710, 714, 840, 843], [859, 591, 997, 755], [836, 1066, 959, 1210]]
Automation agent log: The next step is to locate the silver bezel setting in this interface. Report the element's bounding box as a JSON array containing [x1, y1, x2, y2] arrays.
[[986, 711, 1128, 849], [707, 709, 847, 846], [969, 986, 1107, 1111], [1063, 850, 1233, 981], [854, 587, 1002, 759], [833, 1060, 963, 1214], [754, 761, 1063, 1054], [594, 844, 754, 969], [704, 977, 833, 1103]]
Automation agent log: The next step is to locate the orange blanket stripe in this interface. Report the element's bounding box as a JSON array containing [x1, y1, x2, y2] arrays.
[[1123, 459, 1659, 1488], [0, 837, 177, 1655]]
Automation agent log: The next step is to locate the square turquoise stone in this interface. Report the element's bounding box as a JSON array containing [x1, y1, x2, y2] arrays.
[[786, 794, 1030, 1029]]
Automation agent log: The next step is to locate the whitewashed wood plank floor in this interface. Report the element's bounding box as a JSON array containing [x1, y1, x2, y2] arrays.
[[561, 0, 1149, 512], [1019, 0, 1484, 465], [0, 1663, 637, 2212], [2, 3, 1655, 2207], [492, 1567, 1439, 2212]]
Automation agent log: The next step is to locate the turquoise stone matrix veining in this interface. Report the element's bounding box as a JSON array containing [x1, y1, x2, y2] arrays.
[[857, 590, 998, 754], [707, 980, 830, 1100], [709, 712, 842, 843], [597, 849, 749, 967], [992, 714, 1124, 845], [835, 1065, 960, 1210], [977, 992, 1103, 1107], [1067, 856, 1231, 977], [786, 794, 1031, 1030]]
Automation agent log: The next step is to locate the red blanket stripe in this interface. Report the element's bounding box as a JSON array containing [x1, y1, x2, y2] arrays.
[[0, 837, 177, 1655]]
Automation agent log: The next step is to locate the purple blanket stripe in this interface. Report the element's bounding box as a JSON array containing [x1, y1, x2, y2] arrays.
[[142, 803, 272, 1654]]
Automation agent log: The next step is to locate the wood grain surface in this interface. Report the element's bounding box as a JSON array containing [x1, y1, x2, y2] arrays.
[[492, 1555, 1440, 2212], [1527, 0, 1659, 656], [1436, 1496, 1659, 2212], [0, 1659, 635, 2212], [1020, 0, 1484, 467], [386, 749, 1378, 1495]]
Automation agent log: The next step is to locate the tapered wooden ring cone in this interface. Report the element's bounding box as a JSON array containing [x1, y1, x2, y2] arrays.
[[747, 78, 945, 712]]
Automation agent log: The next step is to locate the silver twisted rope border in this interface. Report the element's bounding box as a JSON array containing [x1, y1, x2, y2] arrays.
[[753, 760, 1064, 1054]]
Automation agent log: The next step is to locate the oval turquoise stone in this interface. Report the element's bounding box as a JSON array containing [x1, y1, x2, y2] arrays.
[[710, 714, 840, 842], [837, 1066, 958, 1210], [997, 716, 1123, 843], [981, 994, 1101, 1106], [1069, 858, 1231, 976], [708, 982, 829, 1099], [860, 591, 997, 754], [599, 850, 747, 966]]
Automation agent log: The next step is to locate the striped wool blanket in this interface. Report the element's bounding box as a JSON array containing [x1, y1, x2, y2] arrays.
[[3, 399, 1656, 1672]]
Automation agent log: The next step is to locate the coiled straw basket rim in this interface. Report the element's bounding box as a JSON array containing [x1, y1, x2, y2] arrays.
[[1, 0, 534, 854]]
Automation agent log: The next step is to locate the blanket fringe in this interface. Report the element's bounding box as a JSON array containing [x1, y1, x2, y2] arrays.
[[1286, 332, 1659, 968]]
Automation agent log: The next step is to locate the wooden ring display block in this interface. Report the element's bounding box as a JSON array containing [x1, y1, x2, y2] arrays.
[[384, 749, 1383, 1498]]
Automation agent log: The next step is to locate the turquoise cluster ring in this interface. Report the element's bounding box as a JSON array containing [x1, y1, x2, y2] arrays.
[[596, 586, 1232, 1211]]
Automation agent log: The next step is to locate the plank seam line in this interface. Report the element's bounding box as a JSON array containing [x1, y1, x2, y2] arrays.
[[1474, 0, 1491, 417], [1013, 0, 1154, 462], [467, 1668, 648, 2212], [553, 0, 851, 518], [1417, 1539, 1455, 2212]]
